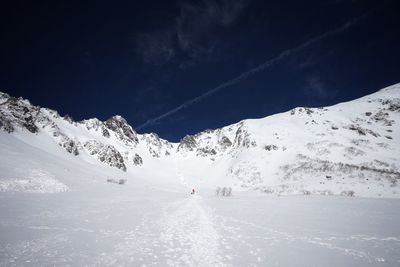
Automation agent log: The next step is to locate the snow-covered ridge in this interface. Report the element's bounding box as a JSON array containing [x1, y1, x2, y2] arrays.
[[0, 83, 399, 197], [0, 92, 175, 171]]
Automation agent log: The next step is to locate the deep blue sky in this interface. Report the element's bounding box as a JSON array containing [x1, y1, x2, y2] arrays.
[[1, 0, 399, 141]]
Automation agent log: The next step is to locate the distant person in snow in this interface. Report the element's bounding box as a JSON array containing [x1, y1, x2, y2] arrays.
[[191, 188, 195, 195]]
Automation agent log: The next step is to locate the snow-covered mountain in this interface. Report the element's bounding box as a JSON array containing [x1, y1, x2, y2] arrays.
[[1, 83, 399, 197]]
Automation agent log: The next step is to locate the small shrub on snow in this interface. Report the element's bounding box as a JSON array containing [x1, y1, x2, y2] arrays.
[[340, 190, 355, 197], [225, 187, 232, 196], [106, 178, 126, 185], [216, 187, 232, 197], [264, 144, 278, 151], [313, 190, 333, 196], [221, 187, 226, 196], [263, 188, 274, 194]]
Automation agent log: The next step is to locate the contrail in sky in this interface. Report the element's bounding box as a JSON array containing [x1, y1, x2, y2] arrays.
[[135, 11, 371, 131]]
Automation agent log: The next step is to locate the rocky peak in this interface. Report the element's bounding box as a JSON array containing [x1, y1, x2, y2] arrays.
[[177, 135, 197, 151], [105, 115, 127, 130], [232, 123, 256, 148], [141, 133, 173, 157], [144, 132, 161, 145], [0, 93, 39, 133], [173, 127, 234, 158], [63, 114, 74, 124], [0, 92, 10, 102], [81, 118, 110, 138], [105, 115, 138, 144]]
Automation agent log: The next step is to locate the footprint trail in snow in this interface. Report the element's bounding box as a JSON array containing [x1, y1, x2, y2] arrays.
[[159, 167, 226, 266]]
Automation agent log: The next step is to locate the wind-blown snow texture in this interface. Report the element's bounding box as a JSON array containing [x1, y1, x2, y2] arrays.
[[0, 83, 400, 266]]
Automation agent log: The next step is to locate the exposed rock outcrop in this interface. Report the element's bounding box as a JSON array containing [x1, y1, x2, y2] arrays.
[[105, 115, 139, 145], [177, 135, 197, 152], [84, 140, 126, 171]]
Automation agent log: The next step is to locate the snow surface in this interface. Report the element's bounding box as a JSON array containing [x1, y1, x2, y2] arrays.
[[1, 84, 400, 197], [1, 84, 400, 266], [1, 129, 400, 266]]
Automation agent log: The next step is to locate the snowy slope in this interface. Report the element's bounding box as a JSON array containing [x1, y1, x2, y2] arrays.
[[1, 131, 400, 266], [0, 83, 399, 197], [1, 84, 400, 266], [166, 83, 400, 197]]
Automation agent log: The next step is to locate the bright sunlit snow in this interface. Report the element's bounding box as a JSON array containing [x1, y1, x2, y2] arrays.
[[0, 83, 400, 266]]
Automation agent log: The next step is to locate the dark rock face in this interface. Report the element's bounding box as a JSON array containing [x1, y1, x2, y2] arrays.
[[177, 135, 197, 151], [102, 127, 110, 138], [347, 124, 380, 137], [218, 135, 232, 148], [382, 98, 400, 112], [81, 119, 110, 138], [233, 123, 256, 148], [133, 153, 143, 166], [0, 95, 39, 133], [105, 116, 138, 144], [197, 147, 217, 157], [60, 137, 79, 155], [84, 140, 126, 171], [63, 114, 74, 124], [23, 115, 38, 133], [0, 114, 14, 133], [264, 144, 278, 151], [148, 147, 160, 158]]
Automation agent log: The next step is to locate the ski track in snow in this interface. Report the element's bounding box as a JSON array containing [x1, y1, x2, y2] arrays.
[[160, 196, 226, 267], [91, 167, 228, 266], [1, 159, 400, 265], [214, 214, 398, 265], [1, 193, 400, 266], [95, 209, 165, 266], [157, 166, 227, 266]]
